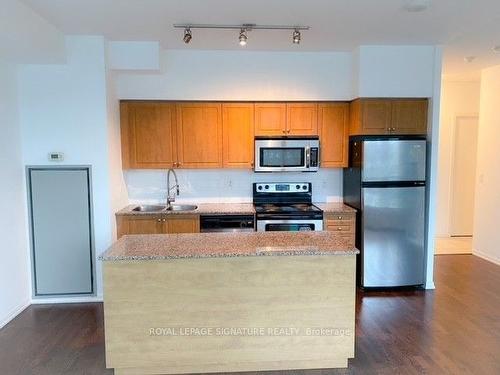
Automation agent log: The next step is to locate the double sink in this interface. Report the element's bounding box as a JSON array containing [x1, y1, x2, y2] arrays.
[[132, 204, 198, 213]]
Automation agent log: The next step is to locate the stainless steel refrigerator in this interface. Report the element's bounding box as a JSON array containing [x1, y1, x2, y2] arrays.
[[343, 136, 426, 287]]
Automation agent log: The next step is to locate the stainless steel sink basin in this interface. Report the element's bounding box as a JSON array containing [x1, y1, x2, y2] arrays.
[[166, 204, 198, 212], [132, 205, 167, 212]]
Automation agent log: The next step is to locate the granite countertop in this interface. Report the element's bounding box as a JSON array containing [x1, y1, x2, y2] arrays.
[[115, 203, 256, 216], [99, 231, 359, 261], [116, 202, 354, 216]]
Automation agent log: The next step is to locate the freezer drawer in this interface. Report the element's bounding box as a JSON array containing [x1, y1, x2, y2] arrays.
[[362, 186, 425, 287], [362, 140, 426, 182]]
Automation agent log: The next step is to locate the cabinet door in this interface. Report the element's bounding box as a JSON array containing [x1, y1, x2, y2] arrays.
[[121, 102, 177, 169], [254, 103, 287, 136], [166, 216, 200, 233], [358, 99, 392, 135], [318, 103, 349, 168], [287, 103, 318, 135], [176, 103, 223, 168], [117, 216, 164, 237], [222, 103, 255, 168], [391, 99, 428, 134]]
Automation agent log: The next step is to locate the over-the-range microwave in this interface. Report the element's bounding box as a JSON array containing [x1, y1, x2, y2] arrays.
[[254, 136, 320, 172]]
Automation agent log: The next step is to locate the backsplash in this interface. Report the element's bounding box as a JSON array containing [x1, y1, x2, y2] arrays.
[[124, 169, 343, 204]]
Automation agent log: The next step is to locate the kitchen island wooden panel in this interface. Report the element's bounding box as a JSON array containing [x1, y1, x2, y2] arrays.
[[101, 232, 357, 374]]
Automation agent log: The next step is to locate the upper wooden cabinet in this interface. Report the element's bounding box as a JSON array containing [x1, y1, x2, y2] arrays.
[[176, 103, 223, 168], [318, 103, 349, 168], [254, 103, 287, 136], [350, 98, 428, 135], [121, 102, 177, 169], [222, 103, 255, 168], [287, 103, 318, 135], [391, 99, 428, 134], [255, 103, 318, 136]]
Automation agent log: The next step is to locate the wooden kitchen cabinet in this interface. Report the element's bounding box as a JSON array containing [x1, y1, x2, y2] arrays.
[[391, 99, 428, 134], [254, 103, 287, 136], [325, 212, 356, 247], [166, 215, 200, 233], [116, 216, 164, 238], [176, 103, 223, 168], [318, 103, 349, 168], [350, 99, 392, 135], [120, 102, 177, 169], [116, 215, 200, 238], [222, 103, 255, 168], [286, 103, 318, 135], [350, 98, 428, 135]]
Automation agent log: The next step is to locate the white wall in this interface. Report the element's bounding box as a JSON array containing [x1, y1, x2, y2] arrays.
[[356, 46, 436, 97], [18, 36, 112, 297], [436, 80, 480, 236], [115, 49, 354, 100], [472, 65, 500, 265], [0, 61, 31, 328]]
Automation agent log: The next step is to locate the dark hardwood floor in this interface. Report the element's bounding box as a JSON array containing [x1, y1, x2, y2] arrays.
[[0, 255, 499, 375]]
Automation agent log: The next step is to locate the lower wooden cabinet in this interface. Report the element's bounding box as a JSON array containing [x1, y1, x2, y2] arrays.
[[324, 212, 355, 247], [116, 215, 200, 238]]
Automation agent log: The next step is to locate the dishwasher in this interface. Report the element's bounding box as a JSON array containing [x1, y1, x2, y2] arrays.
[[200, 215, 255, 233]]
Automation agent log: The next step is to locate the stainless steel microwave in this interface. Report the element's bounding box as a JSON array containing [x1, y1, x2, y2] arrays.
[[254, 137, 320, 172]]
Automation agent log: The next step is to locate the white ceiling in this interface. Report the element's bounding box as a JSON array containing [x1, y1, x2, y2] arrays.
[[20, 0, 500, 80]]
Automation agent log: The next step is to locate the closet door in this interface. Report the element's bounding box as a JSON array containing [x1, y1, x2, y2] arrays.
[[28, 167, 94, 296]]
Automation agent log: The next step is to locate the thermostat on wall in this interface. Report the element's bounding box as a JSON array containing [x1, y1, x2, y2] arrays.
[[48, 152, 64, 162]]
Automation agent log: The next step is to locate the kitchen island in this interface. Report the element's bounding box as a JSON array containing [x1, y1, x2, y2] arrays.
[[100, 231, 358, 375]]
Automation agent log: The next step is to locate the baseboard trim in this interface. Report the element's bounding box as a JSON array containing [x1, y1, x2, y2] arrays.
[[31, 295, 103, 304], [0, 299, 30, 330], [472, 250, 500, 266]]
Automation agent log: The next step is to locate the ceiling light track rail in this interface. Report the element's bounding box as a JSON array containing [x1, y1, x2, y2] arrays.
[[173, 24, 310, 31]]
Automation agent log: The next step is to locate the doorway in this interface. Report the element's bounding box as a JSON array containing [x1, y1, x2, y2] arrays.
[[449, 115, 479, 237]]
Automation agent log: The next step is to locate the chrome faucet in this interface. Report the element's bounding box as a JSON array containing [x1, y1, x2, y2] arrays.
[[166, 168, 179, 207]]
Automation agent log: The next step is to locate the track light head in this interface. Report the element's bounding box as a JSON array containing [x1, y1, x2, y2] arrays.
[[239, 29, 247, 46], [292, 29, 301, 44], [183, 28, 192, 44]]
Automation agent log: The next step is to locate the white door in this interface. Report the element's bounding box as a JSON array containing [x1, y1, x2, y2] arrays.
[[450, 116, 479, 236]]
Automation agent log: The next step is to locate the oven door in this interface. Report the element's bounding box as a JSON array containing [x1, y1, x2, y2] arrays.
[[255, 139, 310, 172], [257, 219, 323, 232]]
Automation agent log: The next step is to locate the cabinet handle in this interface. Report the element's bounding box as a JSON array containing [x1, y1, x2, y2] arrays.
[[337, 227, 343, 231], [162, 218, 166, 222], [338, 216, 343, 220], [157, 219, 161, 222], [287, 129, 291, 134], [282, 129, 286, 134], [177, 162, 182, 166]]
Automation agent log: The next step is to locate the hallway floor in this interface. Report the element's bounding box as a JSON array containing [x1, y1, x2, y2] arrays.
[[0, 255, 498, 375]]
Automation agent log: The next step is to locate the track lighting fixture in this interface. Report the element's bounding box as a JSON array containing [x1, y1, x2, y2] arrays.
[[183, 28, 192, 44], [292, 29, 301, 44], [239, 29, 248, 46], [174, 24, 309, 46]]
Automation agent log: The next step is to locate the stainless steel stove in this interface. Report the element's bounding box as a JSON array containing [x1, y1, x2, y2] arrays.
[[253, 183, 323, 232]]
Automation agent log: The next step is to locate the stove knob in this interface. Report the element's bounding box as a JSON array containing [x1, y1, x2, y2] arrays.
[[302, 185, 308, 190], [265, 185, 269, 190], [258, 185, 263, 190], [296, 184, 300, 190]]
